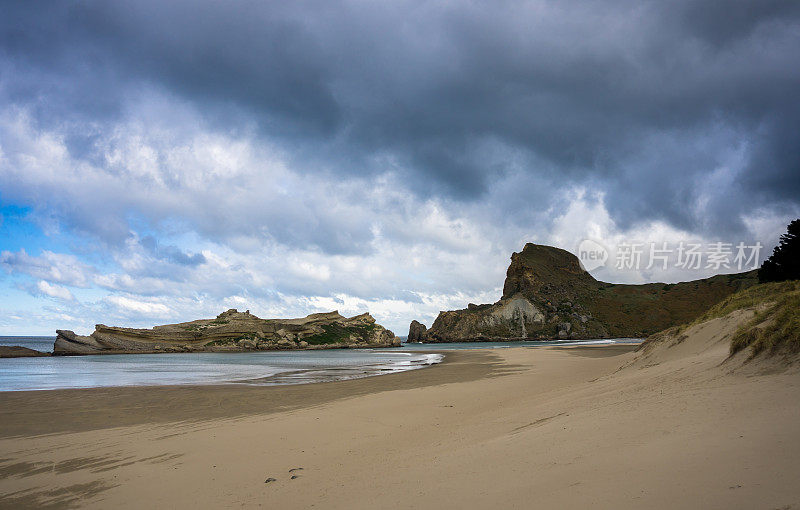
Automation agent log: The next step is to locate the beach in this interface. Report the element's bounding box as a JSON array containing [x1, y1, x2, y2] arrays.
[[1, 319, 798, 509]]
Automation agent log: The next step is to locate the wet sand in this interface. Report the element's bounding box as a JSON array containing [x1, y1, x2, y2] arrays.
[[0, 351, 503, 438]]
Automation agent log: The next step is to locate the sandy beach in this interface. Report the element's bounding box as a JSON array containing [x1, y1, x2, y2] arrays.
[[1, 314, 798, 509]]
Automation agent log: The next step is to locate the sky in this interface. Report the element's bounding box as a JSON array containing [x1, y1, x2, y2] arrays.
[[1, 0, 799, 335]]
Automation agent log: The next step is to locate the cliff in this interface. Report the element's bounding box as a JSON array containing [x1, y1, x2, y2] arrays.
[[54, 308, 400, 355], [419, 243, 758, 341]]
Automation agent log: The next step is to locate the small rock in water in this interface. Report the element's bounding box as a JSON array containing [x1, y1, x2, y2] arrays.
[[264, 477, 277, 484], [291, 475, 300, 480]]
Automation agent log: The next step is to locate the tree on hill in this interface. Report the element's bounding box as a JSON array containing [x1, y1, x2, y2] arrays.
[[759, 219, 800, 283]]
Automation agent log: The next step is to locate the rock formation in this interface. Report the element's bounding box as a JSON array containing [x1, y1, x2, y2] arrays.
[[54, 309, 400, 355], [422, 243, 758, 342], [407, 320, 428, 342], [0, 346, 50, 358]]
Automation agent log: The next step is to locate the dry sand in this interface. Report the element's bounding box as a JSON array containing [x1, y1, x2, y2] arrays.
[[1, 314, 798, 509]]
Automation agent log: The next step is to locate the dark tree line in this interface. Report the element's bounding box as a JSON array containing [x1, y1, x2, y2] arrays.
[[759, 219, 800, 283]]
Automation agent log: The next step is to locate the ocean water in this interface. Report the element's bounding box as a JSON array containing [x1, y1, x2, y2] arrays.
[[0, 350, 444, 392], [0, 336, 639, 392], [0, 336, 55, 353]]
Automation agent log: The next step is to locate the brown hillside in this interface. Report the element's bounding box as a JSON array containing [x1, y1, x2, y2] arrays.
[[423, 243, 757, 341]]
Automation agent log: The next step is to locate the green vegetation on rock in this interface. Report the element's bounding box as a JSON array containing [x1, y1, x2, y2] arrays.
[[304, 323, 376, 345], [204, 338, 237, 346]]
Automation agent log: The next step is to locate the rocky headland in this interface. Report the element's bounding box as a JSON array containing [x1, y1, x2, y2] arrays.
[[55, 309, 400, 355], [412, 243, 757, 342]]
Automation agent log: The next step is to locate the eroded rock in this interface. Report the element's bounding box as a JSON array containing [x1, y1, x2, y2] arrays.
[[0, 346, 50, 358], [54, 309, 400, 355]]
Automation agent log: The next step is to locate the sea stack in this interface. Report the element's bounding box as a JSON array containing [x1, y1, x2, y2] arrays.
[[407, 320, 428, 342]]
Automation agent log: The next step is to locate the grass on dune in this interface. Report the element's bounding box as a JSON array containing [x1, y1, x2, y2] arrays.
[[727, 282, 800, 357], [639, 280, 800, 359], [690, 280, 800, 357], [694, 280, 800, 324]]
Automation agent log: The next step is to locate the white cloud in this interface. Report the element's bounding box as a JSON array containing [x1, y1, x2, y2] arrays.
[[545, 187, 789, 285], [0, 248, 94, 287], [104, 295, 172, 317], [36, 280, 75, 301]]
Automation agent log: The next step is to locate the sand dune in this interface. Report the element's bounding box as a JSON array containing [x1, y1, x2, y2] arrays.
[[1, 310, 798, 509]]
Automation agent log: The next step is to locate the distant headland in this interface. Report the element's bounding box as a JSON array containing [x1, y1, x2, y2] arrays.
[[410, 243, 757, 342], [54, 309, 400, 355]]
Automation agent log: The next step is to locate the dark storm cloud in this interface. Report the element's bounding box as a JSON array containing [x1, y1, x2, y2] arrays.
[[740, 105, 800, 203], [139, 236, 206, 267], [671, 0, 800, 47], [2, 0, 799, 240]]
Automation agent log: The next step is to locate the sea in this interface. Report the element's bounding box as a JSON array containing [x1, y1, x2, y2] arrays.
[[0, 336, 640, 392], [0, 336, 55, 353]]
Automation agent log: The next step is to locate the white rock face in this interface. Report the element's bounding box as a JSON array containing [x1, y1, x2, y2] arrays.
[[481, 294, 544, 337], [495, 296, 544, 322]]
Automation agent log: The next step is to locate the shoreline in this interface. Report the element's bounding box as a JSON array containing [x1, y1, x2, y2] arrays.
[[0, 349, 503, 438], [0, 346, 637, 438], [0, 340, 639, 394], [0, 348, 444, 394]]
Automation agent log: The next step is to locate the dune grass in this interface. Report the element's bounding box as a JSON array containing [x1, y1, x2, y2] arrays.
[[727, 282, 800, 357], [695, 280, 799, 323], [689, 280, 800, 357], [639, 280, 800, 358]]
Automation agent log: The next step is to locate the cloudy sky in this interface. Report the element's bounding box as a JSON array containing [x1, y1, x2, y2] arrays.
[[1, 0, 798, 335]]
